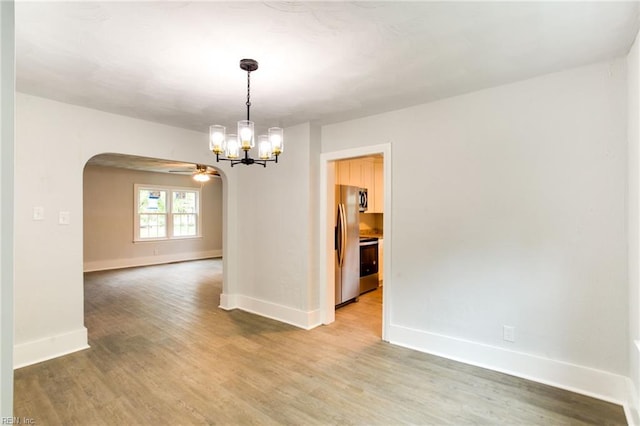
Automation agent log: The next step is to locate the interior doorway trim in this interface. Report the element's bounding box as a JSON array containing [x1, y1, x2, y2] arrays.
[[319, 142, 391, 341]]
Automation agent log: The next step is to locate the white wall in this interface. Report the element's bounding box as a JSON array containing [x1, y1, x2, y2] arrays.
[[219, 122, 322, 329], [628, 31, 640, 424], [0, 0, 14, 417], [322, 59, 629, 402], [11, 46, 636, 418], [83, 165, 223, 271], [14, 92, 318, 367], [14, 93, 239, 367]]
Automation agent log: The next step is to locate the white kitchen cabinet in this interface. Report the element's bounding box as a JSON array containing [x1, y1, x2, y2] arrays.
[[372, 158, 383, 213], [336, 160, 351, 186], [336, 159, 362, 187], [335, 157, 384, 213], [349, 159, 364, 188], [361, 157, 382, 214], [360, 158, 375, 210]]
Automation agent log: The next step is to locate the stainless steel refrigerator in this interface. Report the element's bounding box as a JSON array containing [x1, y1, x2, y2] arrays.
[[335, 185, 360, 306]]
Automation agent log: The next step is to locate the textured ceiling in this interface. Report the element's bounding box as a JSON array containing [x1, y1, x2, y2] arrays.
[[16, 1, 640, 136]]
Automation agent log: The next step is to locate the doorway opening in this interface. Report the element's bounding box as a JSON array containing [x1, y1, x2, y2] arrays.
[[82, 153, 227, 338], [319, 143, 391, 341]]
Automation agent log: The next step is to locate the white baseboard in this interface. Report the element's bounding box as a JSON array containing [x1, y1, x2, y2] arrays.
[[219, 293, 321, 330], [83, 249, 222, 272], [14, 327, 89, 369], [388, 324, 628, 407], [625, 343, 640, 425], [625, 378, 640, 426], [219, 293, 238, 310]]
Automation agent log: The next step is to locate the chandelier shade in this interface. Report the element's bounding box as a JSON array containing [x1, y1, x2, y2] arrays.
[[225, 134, 240, 159], [269, 127, 284, 155], [258, 135, 271, 160], [209, 125, 226, 154], [209, 59, 284, 167], [238, 120, 254, 150]]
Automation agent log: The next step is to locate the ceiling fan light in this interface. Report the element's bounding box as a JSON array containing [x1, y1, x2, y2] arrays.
[[193, 173, 210, 182], [258, 135, 272, 160], [268, 127, 284, 155], [209, 125, 226, 154], [238, 120, 254, 150]]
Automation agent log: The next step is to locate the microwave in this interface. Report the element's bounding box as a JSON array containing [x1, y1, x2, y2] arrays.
[[358, 188, 368, 212]]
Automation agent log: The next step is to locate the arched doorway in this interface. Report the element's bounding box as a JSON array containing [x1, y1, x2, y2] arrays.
[[82, 153, 229, 336]]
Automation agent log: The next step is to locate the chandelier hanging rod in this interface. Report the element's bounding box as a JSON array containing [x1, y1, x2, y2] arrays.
[[243, 59, 255, 122]]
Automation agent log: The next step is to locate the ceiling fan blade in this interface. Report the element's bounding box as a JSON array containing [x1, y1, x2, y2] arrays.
[[167, 164, 219, 178]]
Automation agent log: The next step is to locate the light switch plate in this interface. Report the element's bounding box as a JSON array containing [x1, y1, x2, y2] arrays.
[[503, 325, 515, 342], [33, 206, 44, 221], [59, 211, 70, 225]]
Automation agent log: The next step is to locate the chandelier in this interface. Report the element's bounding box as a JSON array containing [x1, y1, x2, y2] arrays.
[[209, 59, 284, 167]]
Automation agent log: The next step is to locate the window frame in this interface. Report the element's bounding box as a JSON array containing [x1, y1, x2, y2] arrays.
[[134, 184, 202, 242]]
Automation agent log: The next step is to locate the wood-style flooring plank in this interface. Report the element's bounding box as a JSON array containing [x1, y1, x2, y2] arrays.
[[14, 259, 626, 425]]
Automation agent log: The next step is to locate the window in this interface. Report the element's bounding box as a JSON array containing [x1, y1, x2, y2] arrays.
[[135, 184, 201, 241], [172, 190, 198, 237]]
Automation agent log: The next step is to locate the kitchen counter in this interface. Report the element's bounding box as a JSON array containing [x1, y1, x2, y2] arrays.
[[360, 233, 383, 239]]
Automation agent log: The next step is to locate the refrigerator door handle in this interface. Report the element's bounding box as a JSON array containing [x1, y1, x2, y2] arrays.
[[339, 203, 347, 267], [336, 204, 343, 266]]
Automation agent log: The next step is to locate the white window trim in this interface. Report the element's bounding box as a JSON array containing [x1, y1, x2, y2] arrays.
[[134, 183, 202, 242]]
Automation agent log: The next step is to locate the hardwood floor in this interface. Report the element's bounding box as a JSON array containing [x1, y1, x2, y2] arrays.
[[14, 259, 626, 425]]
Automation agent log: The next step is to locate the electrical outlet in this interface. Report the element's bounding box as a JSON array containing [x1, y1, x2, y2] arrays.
[[153, 248, 159, 255], [503, 325, 515, 342]]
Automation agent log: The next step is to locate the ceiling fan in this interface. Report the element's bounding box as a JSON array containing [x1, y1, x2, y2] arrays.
[[169, 164, 220, 182]]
